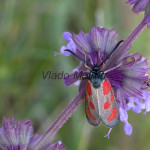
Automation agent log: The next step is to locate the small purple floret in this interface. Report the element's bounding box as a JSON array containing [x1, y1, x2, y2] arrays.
[[56, 32, 76, 56]]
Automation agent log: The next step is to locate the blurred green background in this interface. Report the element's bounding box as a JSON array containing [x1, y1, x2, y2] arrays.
[[0, 0, 150, 150]]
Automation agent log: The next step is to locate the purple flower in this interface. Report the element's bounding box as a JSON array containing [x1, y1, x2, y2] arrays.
[[0, 117, 33, 150], [57, 26, 150, 136], [0, 117, 65, 150], [127, 0, 150, 27], [55, 32, 76, 56], [127, 0, 150, 14]]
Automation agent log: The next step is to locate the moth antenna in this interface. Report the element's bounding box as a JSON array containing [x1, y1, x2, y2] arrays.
[[64, 49, 88, 64], [64, 49, 92, 70], [99, 40, 124, 68]]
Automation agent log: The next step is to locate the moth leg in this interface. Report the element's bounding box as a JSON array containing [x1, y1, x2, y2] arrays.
[[80, 48, 92, 71], [81, 75, 88, 80]]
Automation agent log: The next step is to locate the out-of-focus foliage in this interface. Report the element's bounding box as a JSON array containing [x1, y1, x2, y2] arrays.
[[0, 0, 150, 150]]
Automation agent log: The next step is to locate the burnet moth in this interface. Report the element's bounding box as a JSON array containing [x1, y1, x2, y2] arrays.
[[65, 40, 124, 127]]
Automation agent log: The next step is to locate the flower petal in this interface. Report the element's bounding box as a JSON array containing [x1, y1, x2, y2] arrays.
[[56, 32, 76, 56], [132, 105, 142, 113], [128, 0, 138, 5], [127, 0, 149, 13], [122, 77, 143, 98], [133, 0, 149, 13], [63, 32, 72, 41], [119, 107, 128, 122], [146, 14, 150, 28], [119, 108, 132, 136], [90, 27, 118, 54], [142, 90, 150, 113], [73, 30, 93, 52], [64, 71, 89, 86], [28, 134, 42, 149], [124, 122, 132, 136], [106, 69, 124, 88]]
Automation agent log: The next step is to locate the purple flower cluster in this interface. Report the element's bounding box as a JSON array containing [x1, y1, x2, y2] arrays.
[[0, 117, 65, 150], [58, 26, 150, 136]]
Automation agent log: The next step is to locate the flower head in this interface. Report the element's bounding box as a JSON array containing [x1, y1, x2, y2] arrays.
[[0, 117, 65, 150], [0, 117, 33, 150], [58, 26, 150, 136]]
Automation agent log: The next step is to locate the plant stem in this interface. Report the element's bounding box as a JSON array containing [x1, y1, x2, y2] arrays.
[[34, 88, 85, 150]]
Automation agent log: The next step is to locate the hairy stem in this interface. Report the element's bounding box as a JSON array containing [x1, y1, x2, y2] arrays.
[[34, 88, 85, 150]]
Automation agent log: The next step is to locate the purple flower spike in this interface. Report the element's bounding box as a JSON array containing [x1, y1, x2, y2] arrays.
[[0, 117, 33, 150], [56, 17, 150, 136], [0, 117, 66, 150]]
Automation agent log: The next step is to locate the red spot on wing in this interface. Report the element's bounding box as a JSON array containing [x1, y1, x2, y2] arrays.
[[110, 94, 114, 101], [107, 109, 117, 122], [89, 102, 95, 110], [86, 81, 92, 96], [104, 98, 110, 110], [86, 108, 96, 121], [102, 79, 110, 95], [85, 96, 88, 102], [103, 79, 114, 104]]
